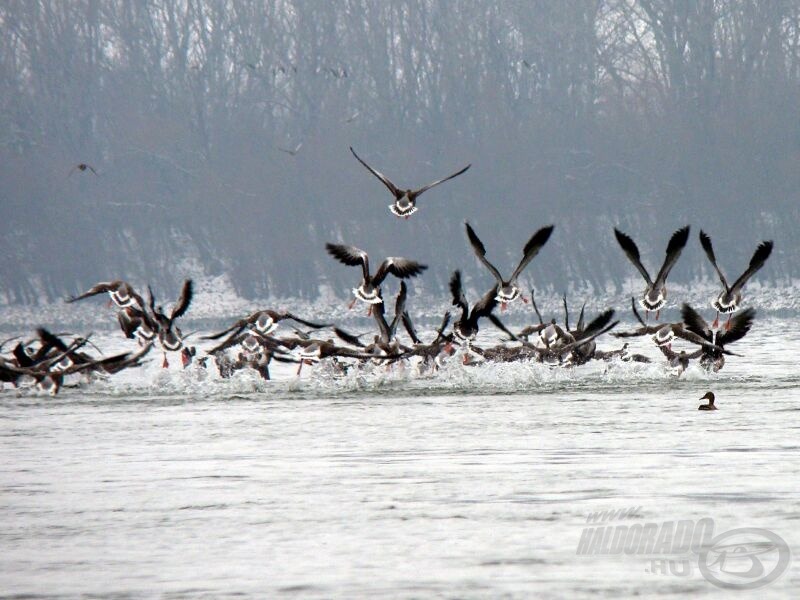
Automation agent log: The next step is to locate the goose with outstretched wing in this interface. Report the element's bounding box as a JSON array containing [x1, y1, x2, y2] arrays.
[[204, 309, 330, 342], [325, 243, 427, 306], [681, 303, 755, 372], [147, 279, 193, 367], [699, 230, 772, 329], [614, 225, 690, 319], [66, 280, 145, 310], [449, 270, 516, 344], [465, 222, 554, 309], [350, 147, 470, 219]]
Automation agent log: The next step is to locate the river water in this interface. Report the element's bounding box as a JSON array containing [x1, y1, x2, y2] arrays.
[[1, 318, 798, 598]]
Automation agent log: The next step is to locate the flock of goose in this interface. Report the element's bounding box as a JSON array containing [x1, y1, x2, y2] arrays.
[[1, 150, 774, 394]]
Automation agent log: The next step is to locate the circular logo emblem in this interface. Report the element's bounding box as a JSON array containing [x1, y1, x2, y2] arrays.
[[698, 527, 791, 590]]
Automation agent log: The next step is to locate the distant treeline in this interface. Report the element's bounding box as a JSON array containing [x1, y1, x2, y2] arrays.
[[1, 0, 798, 304]]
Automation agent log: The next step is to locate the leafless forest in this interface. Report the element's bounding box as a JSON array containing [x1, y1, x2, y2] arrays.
[[1, 1, 798, 303]]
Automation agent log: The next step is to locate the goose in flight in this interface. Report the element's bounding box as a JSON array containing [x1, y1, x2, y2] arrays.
[[699, 230, 772, 329], [350, 147, 470, 218], [203, 310, 330, 343], [465, 222, 554, 309], [68, 163, 98, 177], [146, 280, 193, 367], [681, 303, 755, 372], [66, 280, 145, 310], [614, 225, 690, 319], [325, 243, 427, 307], [449, 270, 516, 343]]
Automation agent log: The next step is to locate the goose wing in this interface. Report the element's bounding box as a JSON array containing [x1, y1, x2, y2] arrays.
[[372, 257, 427, 286], [699, 230, 730, 291], [326, 243, 370, 281], [146, 285, 159, 321], [674, 325, 719, 348], [74, 344, 152, 376], [65, 281, 116, 303], [530, 288, 544, 325], [36, 328, 69, 354], [510, 225, 554, 281], [350, 147, 401, 197], [718, 308, 755, 346], [202, 317, 249, 341], [534, 320, 619, 357], [413, 164, 471, 197], [13, 342, 36, 367], [653, 226, 690, 287], [680, 304, 712, 341], [614, 229, 652, 284], [389, 282, 408, 337], [465, 222, 504, 284], [448, 270, 469, 319], [729, 241, 773, 294], [333, 327, 367, 348], [282, 312, 332, 329], [102, 342, 153, 374], [486, 314, 518, 340], [169, 279, 193, 321], [401, 311, 422, 345], [39, 336, 92, 370], [576, 302, 587, 333], [432, 311, 452, 344], [371, 299, 391, 343], [470, 285, 500, 325], [577, 310, 615, 342], [630, 296, 647, 327], [205, 330, 247, 354]]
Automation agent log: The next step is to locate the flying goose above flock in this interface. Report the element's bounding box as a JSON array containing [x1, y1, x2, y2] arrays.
[[350, 147, 471, 219]]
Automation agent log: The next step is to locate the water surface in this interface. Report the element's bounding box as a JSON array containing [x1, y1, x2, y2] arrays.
[[1, 318, 798, 598]]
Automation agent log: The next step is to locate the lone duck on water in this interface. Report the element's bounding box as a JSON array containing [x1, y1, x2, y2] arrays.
[[698, 392, 717, 411]]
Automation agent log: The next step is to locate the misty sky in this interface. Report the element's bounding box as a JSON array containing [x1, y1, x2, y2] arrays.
[[1, 0, 798, 304]]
